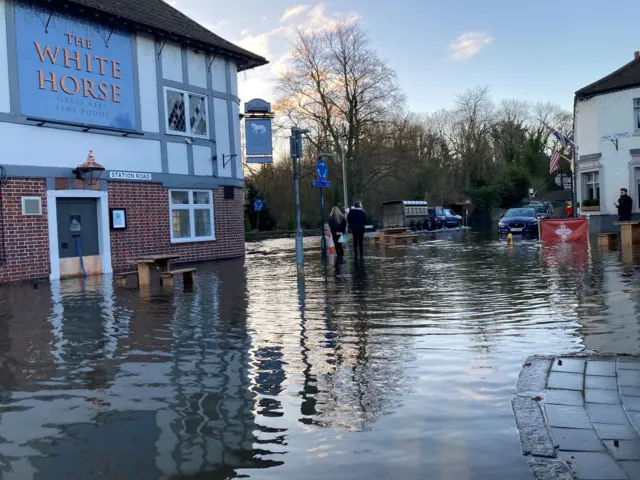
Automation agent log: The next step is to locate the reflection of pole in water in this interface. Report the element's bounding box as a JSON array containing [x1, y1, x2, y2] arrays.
[[297, 276, 318, 418]]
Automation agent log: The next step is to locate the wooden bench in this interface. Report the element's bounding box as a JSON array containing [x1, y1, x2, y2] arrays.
[[160, 268, 196, 288], [388, 234, 419, 246], [597, 232, 618, 248], [369, 234, 381, 246], [115, 271, 138, 286]]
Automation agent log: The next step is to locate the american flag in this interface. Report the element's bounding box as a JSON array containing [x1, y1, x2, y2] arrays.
[[549, 150, 560, 175]]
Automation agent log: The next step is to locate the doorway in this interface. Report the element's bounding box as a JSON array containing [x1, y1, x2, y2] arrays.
[[56, 198, 101, 278]]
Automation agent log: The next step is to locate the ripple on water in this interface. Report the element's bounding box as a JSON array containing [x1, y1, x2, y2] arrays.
[[0, 233, 637, 478]]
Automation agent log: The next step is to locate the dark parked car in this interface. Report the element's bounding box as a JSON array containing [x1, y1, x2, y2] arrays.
[[426, 206, 446, 230], [443, 208, 462, 228], [524, 202, 553, 219], [498, 208, 539, 235]]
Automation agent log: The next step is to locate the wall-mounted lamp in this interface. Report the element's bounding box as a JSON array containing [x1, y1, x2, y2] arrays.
[[73, 149, 105, 186]]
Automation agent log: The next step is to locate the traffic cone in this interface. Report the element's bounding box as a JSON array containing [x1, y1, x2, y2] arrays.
[[327, 232, 336, 255]]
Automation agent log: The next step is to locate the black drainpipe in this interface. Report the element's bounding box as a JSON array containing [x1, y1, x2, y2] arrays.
[[0, 165, 6, 266]]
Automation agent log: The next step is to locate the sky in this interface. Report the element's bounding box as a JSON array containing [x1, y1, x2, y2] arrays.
[[169, 0, 640, 114]]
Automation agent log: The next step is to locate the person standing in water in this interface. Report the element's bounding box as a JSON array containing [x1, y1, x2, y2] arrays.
[[615, 187, 633, 222], [328, 207, 347, 259], [347, 201, 366, 258]]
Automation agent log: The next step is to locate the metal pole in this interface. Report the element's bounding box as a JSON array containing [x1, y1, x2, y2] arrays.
[[257, 210, 260, 234], [340, 138, 348, 209], [320, 187, 326, 261], [293, 153, 304, 272]]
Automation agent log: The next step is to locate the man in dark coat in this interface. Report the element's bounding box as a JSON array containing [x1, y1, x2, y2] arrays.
[[616, 188, 633, 222], [347, 201, 366, 258]]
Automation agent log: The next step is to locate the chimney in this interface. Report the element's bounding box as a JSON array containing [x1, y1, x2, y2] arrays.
[[635, 51, 640, 60]]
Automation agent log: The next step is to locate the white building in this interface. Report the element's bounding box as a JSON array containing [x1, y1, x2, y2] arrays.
[[0, 0, 267, 283], [574, 51, 640, 232]]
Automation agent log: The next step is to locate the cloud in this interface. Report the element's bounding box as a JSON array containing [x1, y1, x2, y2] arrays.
[[449, 31, 493, 60], [280, 4, 310, 22]]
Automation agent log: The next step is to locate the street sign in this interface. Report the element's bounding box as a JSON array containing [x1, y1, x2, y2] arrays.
[[316, 159, 328, 180], [312, 180, 330, 188], [254, 199, 263, 211]]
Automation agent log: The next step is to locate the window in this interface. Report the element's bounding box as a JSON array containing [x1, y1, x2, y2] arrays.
[[21, 197, 42, 215], [164, 87, 209, 138], [635, 98, 640, 132], [582, 171, 600, 201], [169, 190, 215, 243]]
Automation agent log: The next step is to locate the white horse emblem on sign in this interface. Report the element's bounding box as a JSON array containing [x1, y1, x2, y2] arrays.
[[251, 123, 267, 135], [555, 223, 572, 241]]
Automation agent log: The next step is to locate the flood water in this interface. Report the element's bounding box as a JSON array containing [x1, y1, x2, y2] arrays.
[[0, 232, 639, 479]]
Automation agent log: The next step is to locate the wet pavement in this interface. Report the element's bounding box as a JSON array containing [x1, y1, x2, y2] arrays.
[[0, 231, 639, 479]]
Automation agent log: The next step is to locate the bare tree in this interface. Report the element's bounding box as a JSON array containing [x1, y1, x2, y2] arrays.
[[275, 22, 405, 202]]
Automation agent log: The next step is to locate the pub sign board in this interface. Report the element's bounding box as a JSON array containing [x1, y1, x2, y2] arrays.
[[14, 3, 137, 130]]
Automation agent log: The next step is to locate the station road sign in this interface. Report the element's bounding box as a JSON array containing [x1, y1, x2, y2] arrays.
[[312, 180, 330, 188]]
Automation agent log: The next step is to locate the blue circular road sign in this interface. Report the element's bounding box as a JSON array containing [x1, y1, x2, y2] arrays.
[[316, 159, 328, 180], [254, 199, 264, 211]]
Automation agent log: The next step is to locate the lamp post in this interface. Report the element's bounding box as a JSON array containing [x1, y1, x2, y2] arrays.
[[340, 136, 348, 209], [291, 127, 310, 275]]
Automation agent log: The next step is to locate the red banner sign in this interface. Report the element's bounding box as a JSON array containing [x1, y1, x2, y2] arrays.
[[540, 218, 589, 243]]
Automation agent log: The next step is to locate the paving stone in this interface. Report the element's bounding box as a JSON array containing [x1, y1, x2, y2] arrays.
[[620, 386, 640, 397], [620, 461, 640, 480], [629, 412, 640, 435], [516, 356, 553, 396], [604, 440, 640, 460], [619, 357, 640, 371], [587, 360, 617, 377], [529, 457, 574, 480], [546, 404, 592, 429], [593, 422, 640, 440], [588, 404, 631, 425], [512, 396, 556, 457], [552, 357, 586, 374], [548, 372, 584, 391], [559, 451, 628, 479], [586, 375, 618, 391], [585, 389, 621, 405], [551, 427, 604, 452], [546, 389, 585, 406], [623, 396, 640, 411], [619, 370, 640, 388]]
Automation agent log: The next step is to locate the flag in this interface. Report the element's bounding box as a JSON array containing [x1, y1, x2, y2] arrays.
[[540, 218, 588, 243], [539, 119, 575, 149], [549, 150, 560, 174]]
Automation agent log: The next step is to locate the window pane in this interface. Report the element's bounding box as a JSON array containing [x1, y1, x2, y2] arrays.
[[171, 191, 189, 204], [636, 108, 640, 130], [189, 95, 207, 136], [172, 210, 190, 238], [167, 90, 186, 133], [193, 191, 210, 204], [194, 209, 212, 237]]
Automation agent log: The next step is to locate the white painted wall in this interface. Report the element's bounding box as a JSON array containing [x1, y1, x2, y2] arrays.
[[214, 98, 231, 177], [187, 50, 207, 89], [0, 122, 162, 171], [211, 57, 227, 93], [193, 145, 212, 176], [0, 0, 10, 113], [167, 142, 189, 174], [575, 87, 640, 215], [229, 62, 238, 96], [136, 34, 159, 133], [161, 43, 183, 83], [231, 102, 242, 178]]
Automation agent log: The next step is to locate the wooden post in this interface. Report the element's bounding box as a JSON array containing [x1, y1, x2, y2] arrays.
[[137, 263, 151, 286]]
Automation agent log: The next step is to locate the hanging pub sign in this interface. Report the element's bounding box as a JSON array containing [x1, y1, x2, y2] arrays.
[[14, 3, 137, 130], [244, 99, 273, 164]]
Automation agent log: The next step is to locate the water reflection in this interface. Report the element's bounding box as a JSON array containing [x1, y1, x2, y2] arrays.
[[0, 235, 638, 479]]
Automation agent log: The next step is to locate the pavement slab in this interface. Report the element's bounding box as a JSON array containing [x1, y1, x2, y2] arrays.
[[604, 440, 640, 461], [586, 389, 621, 405], [513, 355, 640, 480], [587, 361, 617, 377], [546, 389, 584, 406]]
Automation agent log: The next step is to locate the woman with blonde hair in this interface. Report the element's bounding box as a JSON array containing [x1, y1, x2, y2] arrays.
[[328, 206, 347, 258]]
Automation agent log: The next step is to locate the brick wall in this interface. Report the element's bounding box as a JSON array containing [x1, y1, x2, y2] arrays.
[[109, 182, 244, 273], [0, 179, 50, 283]]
